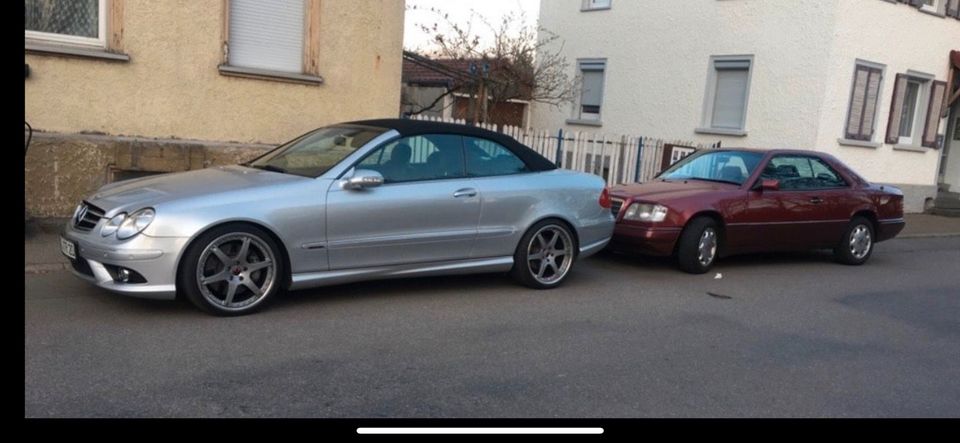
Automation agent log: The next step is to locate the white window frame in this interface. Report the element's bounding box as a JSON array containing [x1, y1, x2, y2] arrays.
[[919, 0, 943, 14], [24, 0, 107, 49], [697, 55, 754, 136], [582, 0, 612, 11], [898, 71, 934, 147], [569, 58, 607, 126]]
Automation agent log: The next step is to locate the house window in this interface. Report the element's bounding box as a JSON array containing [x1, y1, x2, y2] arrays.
[[843, 61, 884, 142], [575, 60, 606, 122], [24, 0, 106, 48], [897, 79, 924, 145], [885, 72, 948, 148], [221, 0, 322, 82], [228, 0, 305, 73], [699, 55, 754, 134], [919, 0, 941, 14], [582, 0, 612, 11]]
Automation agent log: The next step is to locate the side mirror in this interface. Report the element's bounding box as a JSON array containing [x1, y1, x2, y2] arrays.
[[342, 169, 384, 190], [760, 178, 780, 192]]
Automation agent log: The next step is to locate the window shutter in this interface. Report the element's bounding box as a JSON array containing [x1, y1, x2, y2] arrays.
[[712, 68, 749, 129], [886, 74, 909, 144], [845, 65, 882, 141], [922, 80, 948, 148], [581, 70, 604, 108], [861, 70, 882, 140], [228, 0, 305, 73]]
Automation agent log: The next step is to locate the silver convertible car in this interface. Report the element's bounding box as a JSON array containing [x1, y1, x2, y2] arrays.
[[61, 119, 615, 315]]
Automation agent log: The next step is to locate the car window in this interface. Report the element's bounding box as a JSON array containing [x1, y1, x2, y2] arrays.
[[358, 134, 465, 183], [660, 150, 764, 185], [762, 156, 848, 190], [464, 137, 529, 177], [249, 126, 386, 178]]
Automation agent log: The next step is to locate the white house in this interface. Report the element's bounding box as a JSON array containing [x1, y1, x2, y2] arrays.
[[531, 0, 960, 213]]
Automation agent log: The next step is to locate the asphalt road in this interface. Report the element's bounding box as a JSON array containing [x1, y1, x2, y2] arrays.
[[24, 237, 960, 418]]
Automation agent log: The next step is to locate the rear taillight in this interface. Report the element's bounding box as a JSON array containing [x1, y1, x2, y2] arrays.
[[599, 187, 612, 209]]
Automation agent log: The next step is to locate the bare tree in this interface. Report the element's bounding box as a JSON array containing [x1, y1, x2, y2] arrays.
[[406, 6, 578, 124]]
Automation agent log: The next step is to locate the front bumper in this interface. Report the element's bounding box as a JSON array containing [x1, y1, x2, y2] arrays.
[[608, 223, 682, 256], [61, 224, 189, 300]]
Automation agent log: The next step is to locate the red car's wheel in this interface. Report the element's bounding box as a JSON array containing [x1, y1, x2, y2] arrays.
[[835, 216, 875, 265], [676, 217, 720, 274]]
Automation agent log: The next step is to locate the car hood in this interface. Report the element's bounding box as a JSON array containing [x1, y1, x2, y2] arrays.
[[610, 179, 740, 202], [88, 165, 310, 213]]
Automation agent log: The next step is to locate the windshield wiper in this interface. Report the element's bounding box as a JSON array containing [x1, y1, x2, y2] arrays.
[[686, 177, 742, 186], [249, 164, 288, 174]]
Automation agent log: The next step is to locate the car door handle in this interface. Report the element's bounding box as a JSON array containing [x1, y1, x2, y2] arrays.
[[453, 188, 478, 198], [810, 197, 824, 204]]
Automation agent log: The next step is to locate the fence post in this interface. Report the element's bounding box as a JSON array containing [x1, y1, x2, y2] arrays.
[[555, 129, 564, 167], [633, 137, 644, 183]]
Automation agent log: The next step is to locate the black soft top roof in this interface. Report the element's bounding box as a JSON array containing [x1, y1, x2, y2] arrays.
[[342, 118, 558, 172]]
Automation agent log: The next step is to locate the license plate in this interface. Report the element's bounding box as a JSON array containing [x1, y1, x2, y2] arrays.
[[60, 236, 77, 260]]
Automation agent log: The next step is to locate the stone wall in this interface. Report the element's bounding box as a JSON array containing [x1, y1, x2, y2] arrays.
[[25, 132, 273, 218]]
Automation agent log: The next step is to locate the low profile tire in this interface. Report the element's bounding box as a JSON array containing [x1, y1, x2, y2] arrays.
[[511, 219, 578, 289], [835, 216, 875, 266], [179, 224, 285, 316], [676, 217, 720, 274]]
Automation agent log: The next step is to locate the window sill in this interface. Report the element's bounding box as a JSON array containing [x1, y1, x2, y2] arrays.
[[566, 119, 603, 127], [580, 7, 612, 12], [218, 65, 324, 86], [892, 144, 928, 153], [837, 138, 881, 149], [918, 7, 946, 18], [695, 127, 747, 137], [25, 41, 130, 62]]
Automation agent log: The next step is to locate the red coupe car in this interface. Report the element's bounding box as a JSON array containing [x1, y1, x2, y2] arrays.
[[608, 148, 905, 273]]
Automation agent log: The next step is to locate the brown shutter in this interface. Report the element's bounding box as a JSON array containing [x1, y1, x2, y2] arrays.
[[861, 69, 882, 139], [886, 74, 909, 144], [845, 65, 883, 141], [922, 80, 948, 148]]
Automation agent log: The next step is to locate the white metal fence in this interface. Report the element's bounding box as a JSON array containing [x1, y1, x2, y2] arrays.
[[409, 115, 718, 185]]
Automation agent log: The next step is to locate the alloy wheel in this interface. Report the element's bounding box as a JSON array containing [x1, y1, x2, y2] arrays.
[[849, 224, 872, 260], [196, 233, 277, 311], [698, 228, 718, 267], [527, 225, 574, 285]]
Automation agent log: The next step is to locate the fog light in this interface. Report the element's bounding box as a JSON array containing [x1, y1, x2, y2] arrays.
[[118, 268, 131, 283]]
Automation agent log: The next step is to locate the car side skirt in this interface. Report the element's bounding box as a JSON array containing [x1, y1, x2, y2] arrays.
[[289, 256, 515, 291]]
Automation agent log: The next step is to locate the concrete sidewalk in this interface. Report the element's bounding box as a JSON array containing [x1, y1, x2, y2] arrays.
[[23, 214, 960, 274]]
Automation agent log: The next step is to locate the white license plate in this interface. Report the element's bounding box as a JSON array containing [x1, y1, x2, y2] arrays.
[[60, 236, 77, 260]]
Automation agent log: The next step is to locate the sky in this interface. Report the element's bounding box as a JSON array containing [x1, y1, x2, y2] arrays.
[[403, 0, 541, 52]]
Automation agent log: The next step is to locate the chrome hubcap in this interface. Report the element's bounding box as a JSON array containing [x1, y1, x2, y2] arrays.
[[849, 224, 872, 259], [698, 228, 718, 267], [196, 233, 277, 311], [527, 225, 574, 285]]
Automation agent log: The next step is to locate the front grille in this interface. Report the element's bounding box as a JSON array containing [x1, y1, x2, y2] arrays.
[[73, 201, 105, 231], [611, 198, 625, 217]]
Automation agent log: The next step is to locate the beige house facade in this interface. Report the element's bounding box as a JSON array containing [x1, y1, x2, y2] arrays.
[[531, 0, 960, 213], [25, 0, 404, 217]]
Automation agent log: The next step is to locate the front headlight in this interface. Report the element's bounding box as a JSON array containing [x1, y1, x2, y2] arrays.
[[623, 203, 668, 222], [100, 213, 127, 237], [116, 208, 155, 240]]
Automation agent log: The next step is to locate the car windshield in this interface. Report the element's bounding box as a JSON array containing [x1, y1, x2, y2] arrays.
[[659, 150, 764, 185], [247, 125, 388, 178]]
